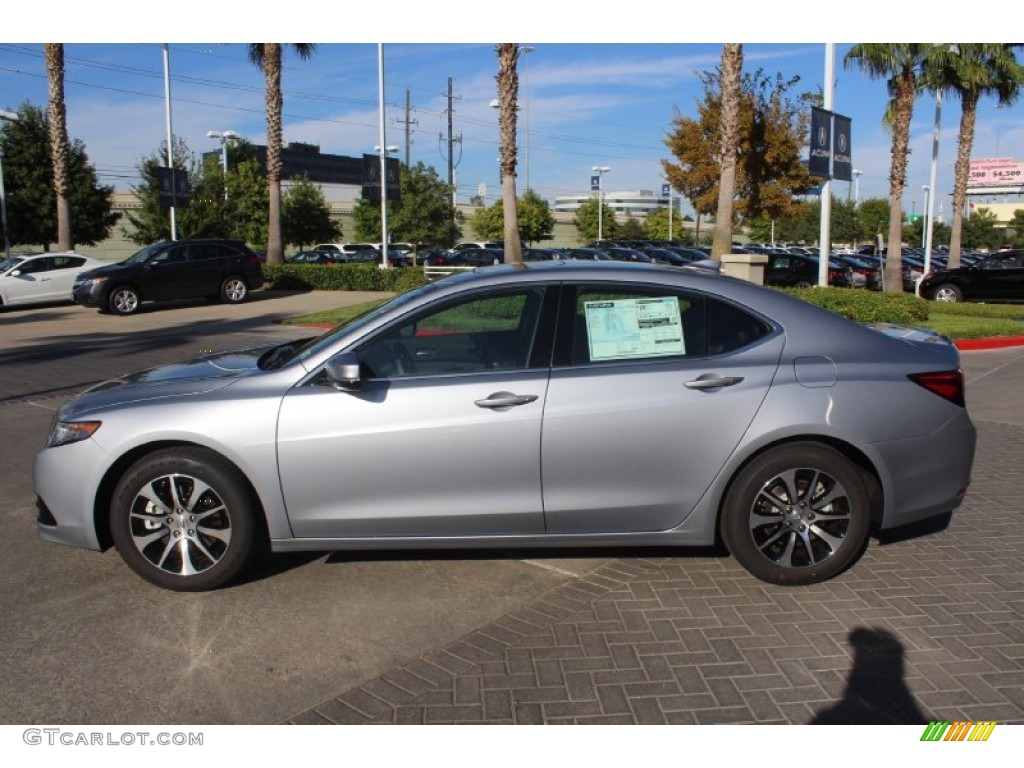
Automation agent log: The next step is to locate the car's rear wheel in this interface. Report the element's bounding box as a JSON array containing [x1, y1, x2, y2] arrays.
[[110, 448, 258, 591], [108, 286, 141, 315], [932, 283, 963, 303], [721, 443, 871, 585], [220, 276, 249, 304]]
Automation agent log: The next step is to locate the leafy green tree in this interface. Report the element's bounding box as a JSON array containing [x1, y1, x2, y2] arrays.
[[122, 137, 198, 244], [619, 214, 645, 240], [0, 103, 118, 250], [645, 208, 686, 242], [469, 201, 504, 240], [924, 44, 1024, 267], [352, 161, 461, 247], [248, 43, 318, 265], [961, 207, 1002, 250], [573, 197, 618, 243], [856, 197, 891, 243], [1006, 210, 1024, 247], [224, 158, 270, 247], [282, 174, 340, 249]]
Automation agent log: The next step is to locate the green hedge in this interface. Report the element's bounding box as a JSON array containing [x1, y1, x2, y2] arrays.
[[262, 264, 429, 294], [780, 287, 930, 324]]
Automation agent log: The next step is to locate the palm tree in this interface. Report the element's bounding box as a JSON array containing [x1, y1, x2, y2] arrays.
[[711, 44, 743, 259], [844, 44, 928, 292], [44, 43, 73, 252], [247, 43, 317, 266], [925, 44, 1024, 268], [495, 44, 523, 264]]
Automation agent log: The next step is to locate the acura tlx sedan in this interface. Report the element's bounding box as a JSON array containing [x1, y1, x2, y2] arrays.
[[35, 261, 976, 591]]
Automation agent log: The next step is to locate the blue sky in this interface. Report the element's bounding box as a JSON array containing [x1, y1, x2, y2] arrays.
[[2, 4, 1018, 220]]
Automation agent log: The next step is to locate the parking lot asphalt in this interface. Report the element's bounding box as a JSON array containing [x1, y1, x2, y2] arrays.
[[1, 291, 1023, 725]]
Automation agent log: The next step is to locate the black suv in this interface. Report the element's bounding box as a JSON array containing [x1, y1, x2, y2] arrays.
[[919, 250, 1024, 303], [72, 239, 265, 315]]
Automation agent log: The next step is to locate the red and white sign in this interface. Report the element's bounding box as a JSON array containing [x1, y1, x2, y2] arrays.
[[969, 157, 1024, 187]]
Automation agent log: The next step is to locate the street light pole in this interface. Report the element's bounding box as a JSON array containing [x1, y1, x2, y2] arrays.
[[853, 169, 862, 204], [0, 109, 18, 260], [521, 45, 534, 192], [921, 185, 931, 248], [206, 130, 238, 200], [593, 166, 611, 241]]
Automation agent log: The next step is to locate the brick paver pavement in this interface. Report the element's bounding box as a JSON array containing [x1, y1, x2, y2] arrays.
[[288, 416, 1024, 725]]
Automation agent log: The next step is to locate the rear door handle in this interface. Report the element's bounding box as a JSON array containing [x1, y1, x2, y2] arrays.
[[684, 374, 744, 390], [474, 392, 538, 410]]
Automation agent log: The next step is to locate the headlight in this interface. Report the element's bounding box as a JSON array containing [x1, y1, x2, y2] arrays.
[[47, 421, 102, 448], [81, 277, 108, 287]]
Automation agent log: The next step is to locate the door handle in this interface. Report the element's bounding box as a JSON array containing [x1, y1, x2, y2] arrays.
[[684, 374, 744, 390], [474, 392, 538, 409]]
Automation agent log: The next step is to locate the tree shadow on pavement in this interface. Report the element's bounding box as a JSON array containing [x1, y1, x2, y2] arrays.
[[811, 627, 932, 724]]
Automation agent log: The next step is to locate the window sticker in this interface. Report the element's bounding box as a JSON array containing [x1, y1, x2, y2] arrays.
[[583, 296, 685, 361]]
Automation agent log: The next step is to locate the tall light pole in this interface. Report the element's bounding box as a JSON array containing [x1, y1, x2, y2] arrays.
[[163, 44, 178, 241], [921, 185, 931, 248], [593, 166, 611, 241], [206, 130, 238, 200], [377, 44, 390, 269], [0, 109, 18, 259], [853, 169, 862, 204]]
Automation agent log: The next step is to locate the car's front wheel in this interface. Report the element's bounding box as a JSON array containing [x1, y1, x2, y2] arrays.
[[932, 283, 963, 303], [108, 286, 141, 315], [220, 276, 249, 304], [110, 448, 258, 591], [721, 443, 872, 585]]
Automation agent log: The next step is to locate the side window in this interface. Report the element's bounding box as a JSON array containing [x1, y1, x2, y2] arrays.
[[17, 258, 52, 274], [52, 256, 85, 269], [355, 288, 546, 379], [564, 286, 772, 365], [150, 247, 186, 265], [568, 287, 705, 365]]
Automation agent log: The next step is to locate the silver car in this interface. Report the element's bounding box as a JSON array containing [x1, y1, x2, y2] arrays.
[[35, 262, 976, 591], [0, 252, 106, 309]]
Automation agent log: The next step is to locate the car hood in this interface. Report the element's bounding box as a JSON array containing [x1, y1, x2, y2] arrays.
[[58, 346, 268, 419], [76, 261, 139, 280]]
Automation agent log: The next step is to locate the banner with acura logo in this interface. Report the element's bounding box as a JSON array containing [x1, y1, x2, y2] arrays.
[[808, 107, 852, 181]]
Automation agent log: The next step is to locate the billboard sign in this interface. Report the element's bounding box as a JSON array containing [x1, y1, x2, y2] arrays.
[[968, 158, 1024, 188]]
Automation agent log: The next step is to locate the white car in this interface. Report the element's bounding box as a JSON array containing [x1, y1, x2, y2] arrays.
[[0, 252, 106, 309]]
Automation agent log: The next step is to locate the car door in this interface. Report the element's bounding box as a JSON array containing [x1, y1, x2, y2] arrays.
[[541, 283, 783, 534], [974, 253, 1024, 300], [46, 255, 88, 299], [276, 285, 556, 539], [3, 256, 59, 304], [143, 244, 191, 300]]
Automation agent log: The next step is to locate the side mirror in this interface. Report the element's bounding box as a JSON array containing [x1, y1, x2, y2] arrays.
[[324, 352, 362, 391], [10, 269, 22, 277]]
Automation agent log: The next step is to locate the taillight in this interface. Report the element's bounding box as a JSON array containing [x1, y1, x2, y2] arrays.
[[829, 269, 843, 281], [908, 370, 965, 407]]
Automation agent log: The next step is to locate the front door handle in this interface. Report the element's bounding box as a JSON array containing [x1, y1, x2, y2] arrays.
[[474, 391, 539, 410], [684, 374, 744, 390]]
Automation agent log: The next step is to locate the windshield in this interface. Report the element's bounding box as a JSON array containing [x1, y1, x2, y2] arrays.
[[0, 256, 24, 274], [258, 281, 442, 370], [122, 243, 167, 265]]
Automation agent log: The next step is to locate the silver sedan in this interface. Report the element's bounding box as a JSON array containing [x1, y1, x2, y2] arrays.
[[35, 261, 976, 590]]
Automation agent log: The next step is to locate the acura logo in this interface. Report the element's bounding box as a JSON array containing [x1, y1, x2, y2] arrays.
[[817, 127, 828, 147], [838, 133, 848, 152]]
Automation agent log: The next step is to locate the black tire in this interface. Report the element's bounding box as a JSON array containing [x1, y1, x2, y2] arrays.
[[931, 283, 963, 303], [721, 442, 871, 586], [108, 285, 141, 315], [110, 447, 258, 591], [219, 276, 249, 304]]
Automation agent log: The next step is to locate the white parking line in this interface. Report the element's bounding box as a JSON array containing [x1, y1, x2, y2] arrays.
[[520, 559, 582, 578]]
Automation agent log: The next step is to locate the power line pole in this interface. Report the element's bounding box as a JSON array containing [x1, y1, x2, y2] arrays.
[[394, 88, 417, 167], [440, 77, 462, 206]]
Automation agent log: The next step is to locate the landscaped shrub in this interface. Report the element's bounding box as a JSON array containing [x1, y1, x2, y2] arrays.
[[262, 264, 429, 293], [780, 287, 930, 325]]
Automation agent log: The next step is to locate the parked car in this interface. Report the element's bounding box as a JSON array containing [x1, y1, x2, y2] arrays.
[[313, 243, 379, 258], [447, 248, 504, 267], [71, 240, 264, 315], [36, 261, 975, 591], [287, 250, 342, 265], [764, 253, 854, 289], [0, 252, 105, 309], [919, 249, 1024, 303], [452, 241, 503, 252]]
